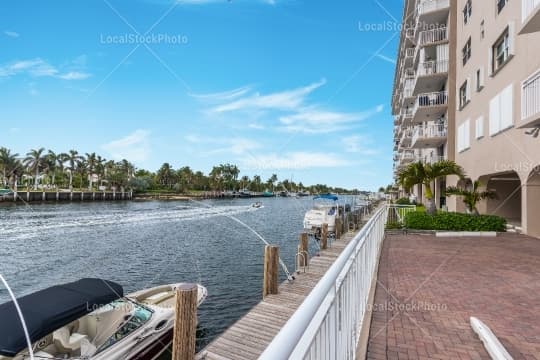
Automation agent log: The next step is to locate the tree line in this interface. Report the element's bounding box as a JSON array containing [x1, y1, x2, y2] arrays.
[[0, 147, 360, 194]]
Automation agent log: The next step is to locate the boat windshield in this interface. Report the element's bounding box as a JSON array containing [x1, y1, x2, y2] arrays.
[[96, 300, 153, 353]]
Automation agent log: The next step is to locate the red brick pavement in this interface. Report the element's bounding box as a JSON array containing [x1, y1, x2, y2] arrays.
[[366, 233, 540, 360]]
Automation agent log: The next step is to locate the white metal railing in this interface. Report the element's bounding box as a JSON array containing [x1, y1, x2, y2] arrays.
[[522, 0, 540, 22], [422, 154, 446, 164], [522, 69, 540, 120], [405, 48, 415, 58], [419, 27, 448, 46], [417, 0, 450, 16], [387, 204, 417, 224], [259, 206, 388, 360], [417, 59, 449, 77], [400, 150, 417, 163], [412, 122, 447, 145], [416, 91, 448, 109]]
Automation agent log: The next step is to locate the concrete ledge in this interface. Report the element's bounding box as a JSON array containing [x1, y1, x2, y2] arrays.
[[436, 231, 498, 238], [470, 317, 513, 360]]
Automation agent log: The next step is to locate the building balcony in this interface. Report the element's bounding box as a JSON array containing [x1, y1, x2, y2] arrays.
[[400, 150, 417, 164], [416, 0, 450, 28], [519, 69, 540, 127], [412, 91, 448, 123], [418, 27, 448, 47], [400, 127, 414, 147], [402, 108, 414, 125], [520, 0, 540, 34], [404, 48, 415, 66], [413, 59, 449, 95], [405, 28, 416, 45], [419, 154, 446, 165], [411, 122, 447, 149]]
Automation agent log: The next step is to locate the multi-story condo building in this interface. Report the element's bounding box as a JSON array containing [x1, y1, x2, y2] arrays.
[[392, 0, 540, 238]]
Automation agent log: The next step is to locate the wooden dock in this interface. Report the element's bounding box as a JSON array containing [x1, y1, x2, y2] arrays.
[[199, 227, 363, 360]]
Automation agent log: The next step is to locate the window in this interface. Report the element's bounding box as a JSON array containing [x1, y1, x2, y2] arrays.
[[463, 0, 472, 24], [462, 37, 471, 65], [497, 0, 508, 14], [492, 29, 510, 73], [476, 67, 484, 91], [475, 116, 484, 139], [458, 119, 471, 152], [489, 84, 513, 136], [459, 79, 470, 109], [480, 20, 485, 39]]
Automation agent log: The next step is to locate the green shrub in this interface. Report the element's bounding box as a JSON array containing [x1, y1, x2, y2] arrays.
[[396, 197, 412, 205], [386, 221, 403, 230], [404, 211, 506, 232]]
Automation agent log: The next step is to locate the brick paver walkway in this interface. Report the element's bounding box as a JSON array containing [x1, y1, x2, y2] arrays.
[[366, 233, 540, 360]]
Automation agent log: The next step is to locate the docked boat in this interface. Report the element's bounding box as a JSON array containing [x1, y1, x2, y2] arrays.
[[303, 194, 339, 236], [0, 189, 12, 196], [0, 278, 207, 360]]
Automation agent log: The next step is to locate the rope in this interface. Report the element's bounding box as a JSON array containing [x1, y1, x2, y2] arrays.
[[189, 199, 295, 281]]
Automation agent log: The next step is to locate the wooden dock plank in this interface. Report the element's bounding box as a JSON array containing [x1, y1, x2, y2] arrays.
[[200, 222, 369, 360]]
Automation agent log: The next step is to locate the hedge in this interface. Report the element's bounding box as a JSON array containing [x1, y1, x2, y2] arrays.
[[404, 211, 507, 232]]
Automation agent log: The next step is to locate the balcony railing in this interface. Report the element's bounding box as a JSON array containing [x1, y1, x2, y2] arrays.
[[401, 150, 417, 163], [522, 69, 540, 120], [415, 91, 448, 111], [420, 154, 446, 164], [405, 48, 415, 58], [417, 59, 449, 77], [522, 0, 540, 22], [419, 27, 448, 46], [417, 0, 450, 16], [412, 122, 447, 145]]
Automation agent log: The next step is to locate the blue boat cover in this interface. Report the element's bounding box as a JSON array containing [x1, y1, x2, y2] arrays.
[[0, 278, 123, 356], [313, 194, 338, 201]]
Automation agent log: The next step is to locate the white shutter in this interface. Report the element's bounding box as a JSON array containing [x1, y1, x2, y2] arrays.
[[476, 116, 484, 139], [508, 22, 516, 56], [477, 67, 485, 90], [489, 94, 500, 135], [457, 124, 463, 152], [488, 48, 493, 77], [500, 83, 514, 129], [464, 119, 471, 150]]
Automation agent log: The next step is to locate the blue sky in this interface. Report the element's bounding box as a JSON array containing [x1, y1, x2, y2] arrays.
[[0, 0, 403, 191]]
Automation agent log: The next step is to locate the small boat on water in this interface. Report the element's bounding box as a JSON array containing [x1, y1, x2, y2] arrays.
[[0, 189, 13, 196], [0, 278, 207, 360], [303, 194, 339, 236], [251, 201, 262, 208]]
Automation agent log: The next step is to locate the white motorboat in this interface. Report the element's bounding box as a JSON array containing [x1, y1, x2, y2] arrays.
[[0, 278, 207, 360], [303, 194, 339, 235]]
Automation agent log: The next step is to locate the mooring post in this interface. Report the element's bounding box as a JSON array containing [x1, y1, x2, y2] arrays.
[[335, 218, 342, 239], [321, 223, 328, 250], [298, 232, 309, 268], [172, 283, 198, 360], [263, 245, 279, 298]]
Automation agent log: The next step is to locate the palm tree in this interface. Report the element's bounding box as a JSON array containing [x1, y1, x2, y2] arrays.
[[0, 147, 21, 188], [446, 180, 496, 215], [46, 150, 62, 187], [61, 150, 83, 190], [240, 175, 250, 190], [397, 160, 465, 214], [24, 148, 46, 190], [85, 152, 98, 190]]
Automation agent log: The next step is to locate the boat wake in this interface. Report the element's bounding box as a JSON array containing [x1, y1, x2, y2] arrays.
[[0, 205, 258, 241]]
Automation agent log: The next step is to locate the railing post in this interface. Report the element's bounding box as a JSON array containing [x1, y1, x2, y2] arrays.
[[172, 284, 197, 360], [263, 245, 279, 298], [321, 223, 328, 250], [335, 218, 342, 239], [298, 232, 309, 268]]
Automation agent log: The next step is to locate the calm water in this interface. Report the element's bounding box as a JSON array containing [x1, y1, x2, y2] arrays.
[[0, 197, 322, 349]]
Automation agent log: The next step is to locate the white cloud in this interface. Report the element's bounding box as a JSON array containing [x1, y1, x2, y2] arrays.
[[279, 104, 384, 133], [57, 71, 91, 80], [211, 79, 326, 113], [4, 30, 19, 38], [185, 134, 260, 155], [0, 57, 91, 80], [190, 86, 251, 101], [242, 152, 350, 170], [342, 135, 379, 155], [102, 130, 151, 162]]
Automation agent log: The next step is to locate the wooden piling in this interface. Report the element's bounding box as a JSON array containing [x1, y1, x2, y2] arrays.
[[172, 283, 198, 360], [321, 223, 328, 250], [298, 232, 309, 268], [335, 218, 342, 239], [263, 245, 279, 298]]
